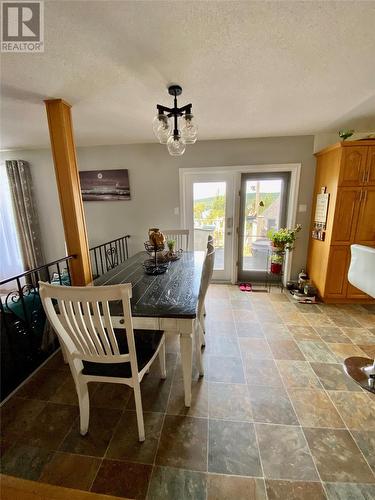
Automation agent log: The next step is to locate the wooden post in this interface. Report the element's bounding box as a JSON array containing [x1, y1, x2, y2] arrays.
[[45, 99, 92, 285]]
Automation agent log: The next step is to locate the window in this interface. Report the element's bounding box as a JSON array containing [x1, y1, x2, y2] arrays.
[[0, 164, 24, 281]]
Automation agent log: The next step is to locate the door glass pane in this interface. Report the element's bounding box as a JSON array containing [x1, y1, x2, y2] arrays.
[[242, 179, 282, 272], [193, 182, 226, 270]]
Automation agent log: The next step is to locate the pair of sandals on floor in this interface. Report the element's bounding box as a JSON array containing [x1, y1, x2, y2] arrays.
[[239, 282, 252, 292]]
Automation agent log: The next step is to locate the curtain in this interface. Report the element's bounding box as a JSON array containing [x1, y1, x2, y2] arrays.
[[5, 160, 45, 272], [0, 164, 24, 282]]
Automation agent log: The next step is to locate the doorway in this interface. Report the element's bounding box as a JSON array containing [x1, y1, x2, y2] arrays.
[[237, 172, 290, 283], [181, 165, 299, 283]]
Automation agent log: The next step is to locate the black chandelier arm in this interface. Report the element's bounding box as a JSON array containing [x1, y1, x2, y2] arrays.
[[156, 103, 192, 116]]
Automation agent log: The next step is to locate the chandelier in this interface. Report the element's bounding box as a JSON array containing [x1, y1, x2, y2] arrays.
[[153, 85, 197, 156]]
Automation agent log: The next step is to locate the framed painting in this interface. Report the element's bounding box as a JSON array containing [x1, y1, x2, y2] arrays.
[[79, 169, 131, 201]]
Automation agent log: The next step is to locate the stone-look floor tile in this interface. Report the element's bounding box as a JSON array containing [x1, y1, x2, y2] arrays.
[[20, 402, 78, 450], [269, 293, 290, 303], [167, 378, 208, 418], [265, 479, 327, 500], [235, 321, 264, 338], [244, 358, 284, 387], [281, 312, 309, 326], [303, 428, 375, 483], [330, 315, 361, 328], [148, 353, 177, 378], [230, 299, 253, 310], [341, 327, 375, 345], [127, 376, 173, 413], [288, 389, 344, 428], [262, 323, 292, 340], [89, 382, 132, 409], [106, 411, 164, 464], [304, 314, 334, 327], [268, 339, 305, 360], [351, 431, 375, 471], [327, 343, 367, 362], [315, 327, 351, 344], [208, 383, 253, 421], [91, 459, 152, 500], [39, 451, 100, 490], [1, 444, 54, 480], [205, 335, 240, 357], [209, 308, 233, 322], [310, 363, 363, 392], [43, 350, 70, 372], [298, 341, 338, 363], [255, 310, 281, 323], [276, 360, 322, 389], [239, 338, 273, 360], [206, 320, 236, 336], [349, 313, 375, 328], [208, 420, 262, 476], [49, 377, 79, 406], [16, 369, 70, 401], [294, 303, 323, 314], [357, 344, 375, 358], [233, 309, 257, 322], [0, 397, 46, 438], [60, 407, 122, 457], [148, 466, 207, 500], [156, 415, 208, 471], [287, 325, 320, 341], [328, 392, 375, 431], [256, 424, 318, 481], [207, 474, 267, 500], [324, 482, 375, 499], [207, 356, 245, 384], [249, 386, 298, 425]]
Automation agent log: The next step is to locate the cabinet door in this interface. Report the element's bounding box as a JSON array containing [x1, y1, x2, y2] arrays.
[[339, 146, 368, 186], [325, 246, 348, 298], [365, 147, 375, 186], [331, 188, 361, 244], [355, 187, 375, 245]]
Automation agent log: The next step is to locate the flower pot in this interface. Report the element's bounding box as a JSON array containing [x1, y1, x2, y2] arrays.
[[271, 262, 282, 274], [271, 243, 285, 252]]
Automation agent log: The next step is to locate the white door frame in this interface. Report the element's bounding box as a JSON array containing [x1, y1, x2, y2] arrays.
[[180, 163, 301, 284]]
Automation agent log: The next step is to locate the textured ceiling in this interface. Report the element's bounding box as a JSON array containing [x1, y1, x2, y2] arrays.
[[1, 0, 375, 149]]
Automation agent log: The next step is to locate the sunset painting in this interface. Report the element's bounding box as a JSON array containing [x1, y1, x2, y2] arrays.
[[79, 169, 130, 201]]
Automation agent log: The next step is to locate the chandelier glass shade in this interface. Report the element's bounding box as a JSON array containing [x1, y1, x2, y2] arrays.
[[153, 85, 197, 156]]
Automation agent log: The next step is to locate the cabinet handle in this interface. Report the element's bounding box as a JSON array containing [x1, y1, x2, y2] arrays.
[[366, 169, 370, 183], [361, 170, 366, 184]]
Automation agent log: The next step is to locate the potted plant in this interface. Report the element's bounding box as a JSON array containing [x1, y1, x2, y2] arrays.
[[267, 224, 302, 251], [167, 239, 176, 255], [270, 253, 283, 274]]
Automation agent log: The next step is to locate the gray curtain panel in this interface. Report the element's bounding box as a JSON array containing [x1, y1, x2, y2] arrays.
[[5, 160, 45, 271]]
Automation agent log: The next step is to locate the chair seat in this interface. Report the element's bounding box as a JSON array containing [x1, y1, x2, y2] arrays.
[[82, 329, 164, 378]]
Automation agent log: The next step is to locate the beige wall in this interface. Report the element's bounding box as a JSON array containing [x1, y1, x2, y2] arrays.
[[1, 135, 315, 279]]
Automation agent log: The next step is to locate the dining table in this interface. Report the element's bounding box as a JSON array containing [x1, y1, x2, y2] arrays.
[[93, 250, 205, 406]]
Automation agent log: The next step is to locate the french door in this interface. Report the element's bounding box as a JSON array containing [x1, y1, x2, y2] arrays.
[[182, 172, 235, 281], [237, 172, 290, 283]]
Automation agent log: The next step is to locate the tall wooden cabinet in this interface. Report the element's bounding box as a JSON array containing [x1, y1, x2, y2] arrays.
[[307, 140, 375, 303]]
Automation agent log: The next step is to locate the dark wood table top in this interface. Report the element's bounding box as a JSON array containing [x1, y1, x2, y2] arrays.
[[93, 251, 204, 319]]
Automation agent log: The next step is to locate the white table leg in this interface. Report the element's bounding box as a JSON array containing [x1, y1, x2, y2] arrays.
[[179, 319, 194, 407]]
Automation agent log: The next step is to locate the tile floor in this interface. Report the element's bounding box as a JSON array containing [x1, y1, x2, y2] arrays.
[[1, 285, 375, 499]]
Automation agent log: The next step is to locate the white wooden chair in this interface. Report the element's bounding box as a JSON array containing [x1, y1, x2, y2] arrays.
[[195, 240, 215, 376], [161, 229, 189, 251], [39, 282, 166, 442]]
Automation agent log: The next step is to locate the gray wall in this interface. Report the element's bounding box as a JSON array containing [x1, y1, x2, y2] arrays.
[[1, 135, 315, 279]]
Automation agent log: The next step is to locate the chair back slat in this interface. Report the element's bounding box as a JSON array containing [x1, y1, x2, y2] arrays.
[[101, 300, 121, 355], [161, 229, 189, 251], [39, 282, 134, 366], [72, 300, 104, 356], [82, 301, 108, 356]]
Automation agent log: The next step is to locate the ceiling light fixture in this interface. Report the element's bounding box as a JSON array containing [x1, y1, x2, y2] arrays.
[[153, 85, 197, 156]]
